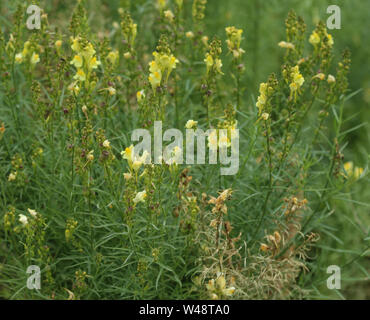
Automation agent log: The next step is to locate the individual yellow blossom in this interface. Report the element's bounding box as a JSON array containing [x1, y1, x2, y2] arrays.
[[312, 73, 325, 81], [87, 150, 94, 161], [132, 160, 143, 172], [103, 140, 111, 148], [107, 87, 116, 96], [68, 82, 80, 95], [74, 69, 86, 82], [185, 120, 198, 129], [123, 172, 132, 180], [309, 31, 320, 45], [278, 41, 295, 49], [15, 53, 23, 64], [186, 31, 194, 39], [261, 112, 269, 120], [137, 90, 145, 103], [133, 190, 147, 204], [207, 130, 218, 151], [107, 50, 119, 65], [343, 161, 353, 176], [201, 36, 209, 46], [71, 55, 83, 68], [22, 41, 31, 57], [327, 74, 336, 83], [81, 105, 88, 114], [164, 10, 174, 22], [123, 51, 132, 59], [27, 208, 38, 218], [31, 52, 40, 65], [260, 243, 269, 252], [87, 56, 101, 70], [327, 34, 334, 47], [55, 40, 62, 49], [8, 172, 17, 181], [19, 214, 28, 226], [121, 145, 135, 164]]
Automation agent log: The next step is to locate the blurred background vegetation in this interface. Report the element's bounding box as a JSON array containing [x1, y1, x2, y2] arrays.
[[0, 0, 368, 299]]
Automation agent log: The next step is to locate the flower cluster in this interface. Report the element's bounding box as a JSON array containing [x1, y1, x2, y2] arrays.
[[148, 38, 179, 92], [206, 273, 235, 300], [15, 40, 40, 65], [288, 65, 304, 100], [69, 37, 101, 92], [225, 26, 245, 58]]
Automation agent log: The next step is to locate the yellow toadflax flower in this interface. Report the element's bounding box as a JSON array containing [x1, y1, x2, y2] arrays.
[[31, 52, 40, 65], [309, 31, 320, 45], [278, 41, 295, 49], [19, 214, 28, 226], [164, 10, 175, 22], [133, 190, 147, 204], [137, 90, 145, 103], [185, 120, 198, 129], [107, 50, 119, 66], [27, 208, 38, 218], [8, 172, 17, 182]]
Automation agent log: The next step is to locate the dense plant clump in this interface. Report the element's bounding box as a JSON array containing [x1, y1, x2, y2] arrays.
[[0, 0, 367, 299]]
